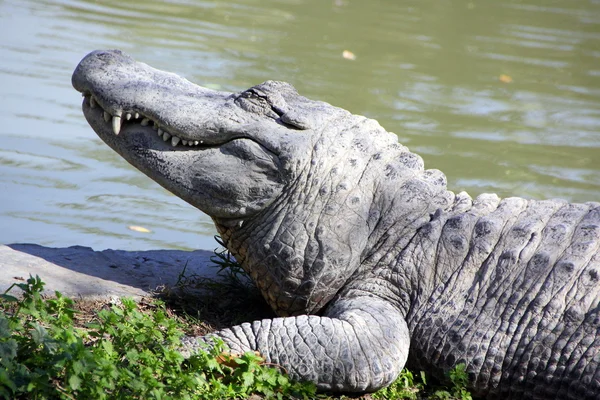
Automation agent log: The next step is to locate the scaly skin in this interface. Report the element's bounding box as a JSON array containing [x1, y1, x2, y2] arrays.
[[72, 50, 600, 398]]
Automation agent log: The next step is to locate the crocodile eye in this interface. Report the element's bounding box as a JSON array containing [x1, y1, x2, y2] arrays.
[[235, 90, 272, 114], [239, 89, 267, 102]]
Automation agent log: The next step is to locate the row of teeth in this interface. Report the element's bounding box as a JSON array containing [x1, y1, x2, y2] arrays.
[[84, 95, 204, 147]]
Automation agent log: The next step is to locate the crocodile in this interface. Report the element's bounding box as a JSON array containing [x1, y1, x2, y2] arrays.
[[72, 50, 600, 399]]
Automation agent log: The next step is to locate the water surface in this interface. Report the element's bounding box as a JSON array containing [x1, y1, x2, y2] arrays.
[[1, 0, 599, 250]]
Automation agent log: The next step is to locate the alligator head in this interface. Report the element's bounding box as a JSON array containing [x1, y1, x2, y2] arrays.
[[72, 50, 451, 317], [72, 50, 321, 220]]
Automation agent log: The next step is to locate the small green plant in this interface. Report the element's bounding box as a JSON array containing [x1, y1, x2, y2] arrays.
[[167, 236, 273, 329], [372, 363, 473, 400], [432, 363, 472, 400], [209, 236, 254, 289], [372, 368, 427, 399], [0, 275, 316, 399], [173, 236, 251, 293]]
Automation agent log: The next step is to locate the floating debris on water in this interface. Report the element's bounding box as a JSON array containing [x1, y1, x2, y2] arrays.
[[342, 50, 356, 60], [128, 225, 152, 233]]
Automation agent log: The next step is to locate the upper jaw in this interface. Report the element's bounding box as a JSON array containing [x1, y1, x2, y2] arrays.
[[72, 49, 243, 148], [72, 50, 307, 159], [79, 93, 212, 148]]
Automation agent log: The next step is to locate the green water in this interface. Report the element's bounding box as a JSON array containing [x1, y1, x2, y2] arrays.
[[0, 0, 599, 250]]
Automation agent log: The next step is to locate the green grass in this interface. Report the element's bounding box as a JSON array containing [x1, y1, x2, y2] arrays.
[[0, 244, 474, 399], [0, 275, 315, 399], [372, 365, 472, 400]]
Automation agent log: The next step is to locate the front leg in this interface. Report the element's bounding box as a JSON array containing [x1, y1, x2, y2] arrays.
[[181, 296, 409, 392]]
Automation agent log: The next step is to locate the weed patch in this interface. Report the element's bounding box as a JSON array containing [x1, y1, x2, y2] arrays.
[[0, 242, 474, 400], [372, 365, 472, 400], [0, 275, 315, 399]]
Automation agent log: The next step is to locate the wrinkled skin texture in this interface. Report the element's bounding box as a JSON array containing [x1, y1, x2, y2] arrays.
[[73, 50, 600, 399]]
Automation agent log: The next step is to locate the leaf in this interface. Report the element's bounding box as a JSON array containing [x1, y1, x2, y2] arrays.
[[205, 357, 221, 371], [101, 340, 114, 356], [433, 389, 452, 399], [342, 50, 357, 60], [128, 225, 151, 233], [72, 360, 85, 375], [241, 370, 254, 387], [69, 374, 82, 390], [0, 317, 12, 339], [277, 374, 289, 386], [0, 339, 18, 363], [0, 294, 19, 303], [216, 352, 240, 368], [0, 369, 17, 393], [30, 322, 48, 345], [126, 349, 140, 363]]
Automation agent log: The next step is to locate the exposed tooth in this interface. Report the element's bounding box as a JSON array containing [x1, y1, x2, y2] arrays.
[[171, 136, 181, 146], [182, 140, 188, 146], [194, 141, 199, 145], [90, 97, 97, 109], [126, 113, 132, 121], [134, 112, 140, 119], [103, 111, 111, 122], [152, 124, 158, 131], [158, 128, 163, 135], [141, 118, 149, 126], [162, 132, 171, 141], [188, 141, 194, 146], [200, 140, 204, 144], [112, 116, 122, 135]]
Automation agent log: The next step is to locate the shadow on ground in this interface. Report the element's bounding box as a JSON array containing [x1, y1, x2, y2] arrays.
[[0, 243, 274, 334], [1, 243, 220, 298]]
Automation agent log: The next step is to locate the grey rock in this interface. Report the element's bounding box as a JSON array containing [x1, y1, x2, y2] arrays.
[[71, 50, 600, 399], [0, 243, 217, 299]]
